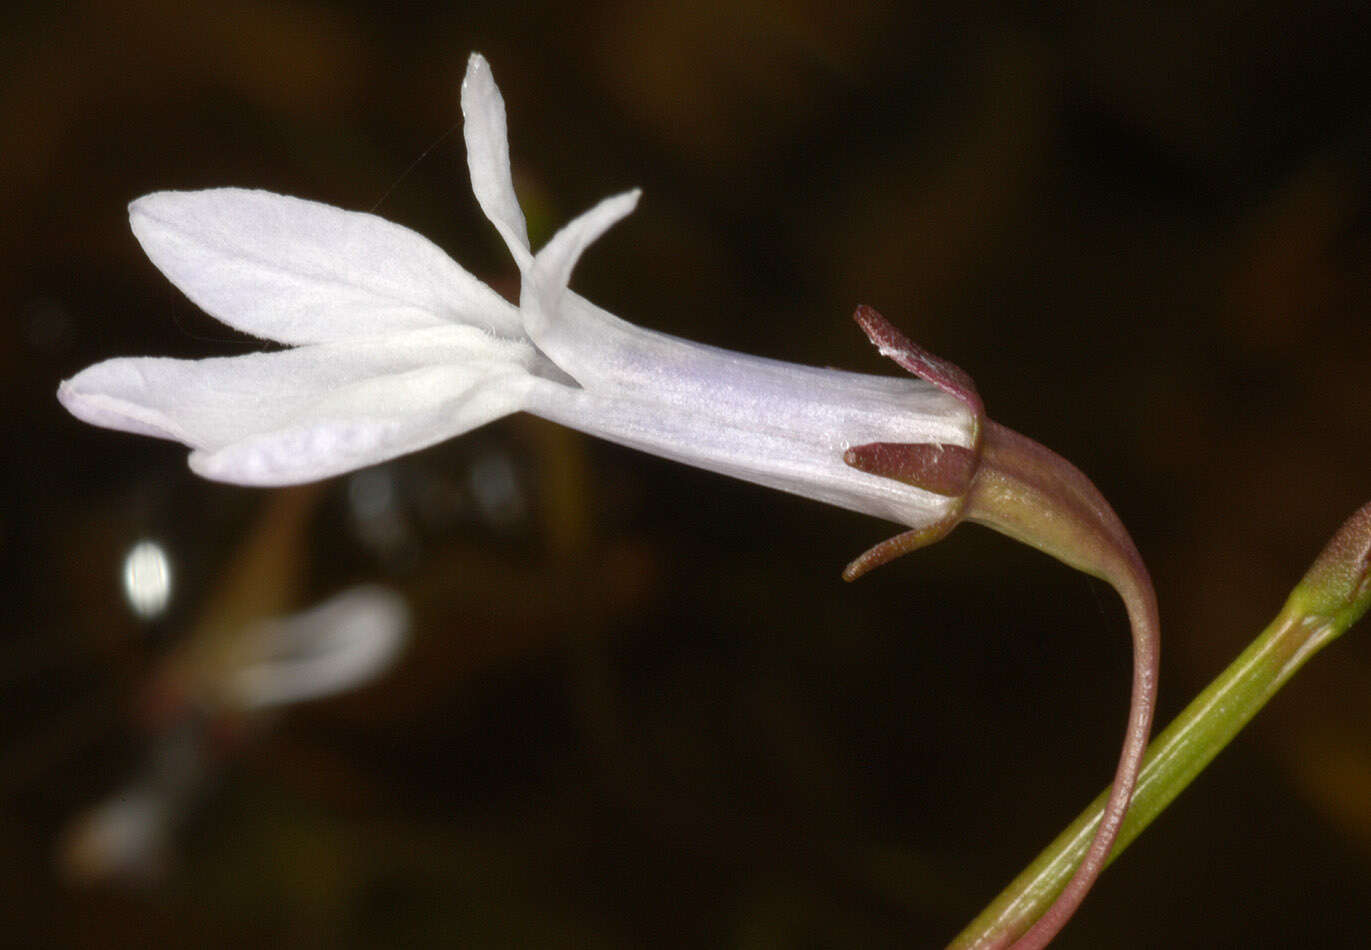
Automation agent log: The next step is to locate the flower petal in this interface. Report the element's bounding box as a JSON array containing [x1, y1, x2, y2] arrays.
[[461, 53, 533, 270], [234, 585, 408, 709], [129, 189, 522, 345], [58, 326, 536, 485], [525, 190, 640, 318], [516, 191, 640, 385]]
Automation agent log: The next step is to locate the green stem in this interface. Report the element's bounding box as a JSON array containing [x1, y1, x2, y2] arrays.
[[949, 501, 1371, 948]]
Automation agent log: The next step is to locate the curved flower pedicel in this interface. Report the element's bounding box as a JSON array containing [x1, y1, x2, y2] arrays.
[[58, 54, 1158, 948], [843, 308, 1159, 949]]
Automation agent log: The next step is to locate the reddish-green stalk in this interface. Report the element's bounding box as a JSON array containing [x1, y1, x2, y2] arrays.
[[951, 500, 1371, 946]]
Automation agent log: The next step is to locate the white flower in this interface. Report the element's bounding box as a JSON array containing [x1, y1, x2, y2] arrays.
[[58, 54, 974, 533], [57, 56, 1161, 943], [232, 584, 410, 710]]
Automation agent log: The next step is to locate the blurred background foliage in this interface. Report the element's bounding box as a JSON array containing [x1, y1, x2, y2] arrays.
[[3, 0, 1370, 946]]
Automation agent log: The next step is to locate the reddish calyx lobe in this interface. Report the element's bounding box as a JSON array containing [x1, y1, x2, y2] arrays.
[[841, 440, 978, 581], [841, 305, 1160, 950], [852, 304, 984, 420], [843, 441, 977, 498], [841, 306, 986, 581]]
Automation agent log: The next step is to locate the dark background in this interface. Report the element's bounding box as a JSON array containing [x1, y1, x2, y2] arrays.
[[4, 1, 1370, 946]]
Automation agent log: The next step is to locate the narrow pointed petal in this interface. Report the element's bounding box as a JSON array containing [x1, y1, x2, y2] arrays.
[[58, 326, 536, 485], [461, 53, 533, 270], [129, 189, 522, 345], [523, 189, 641, 334]]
